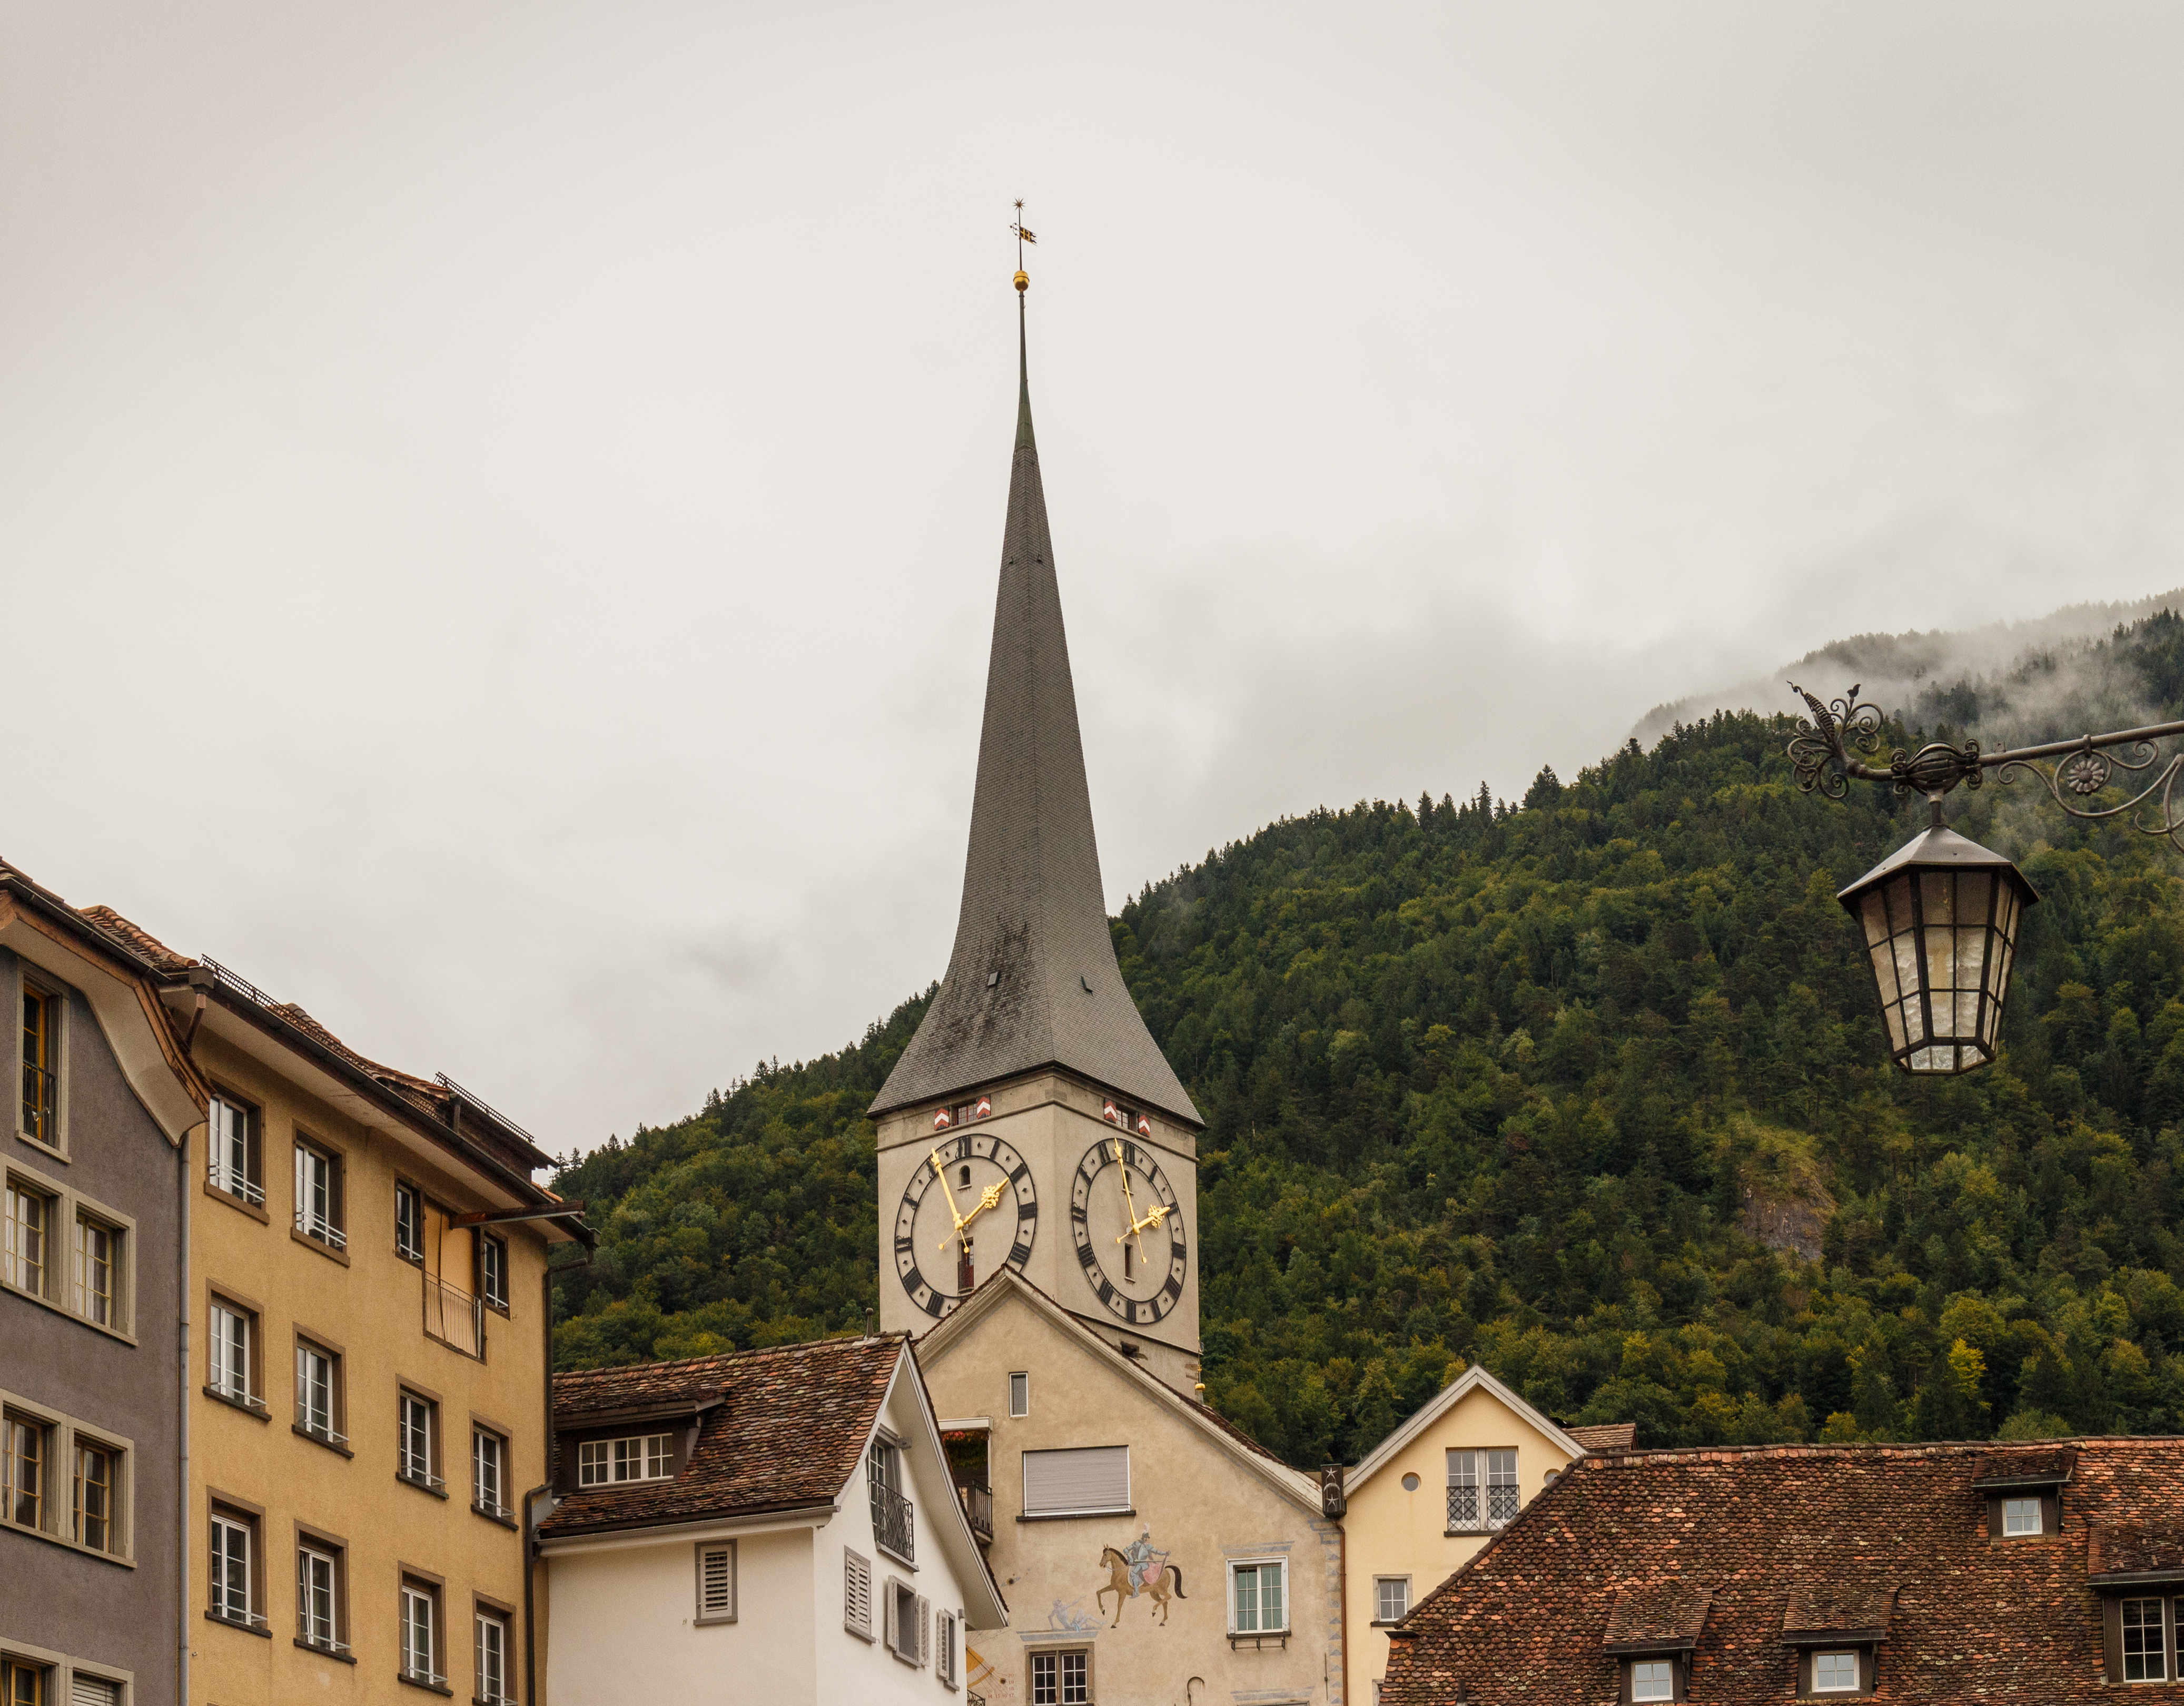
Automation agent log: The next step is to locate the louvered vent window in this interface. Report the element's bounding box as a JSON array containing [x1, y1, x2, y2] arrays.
[[1022, 1445, 1130, 1517], [844, 1546, 874, 1639], [696, 1541, 736, 1624], [71, 1677, 122, 1706]]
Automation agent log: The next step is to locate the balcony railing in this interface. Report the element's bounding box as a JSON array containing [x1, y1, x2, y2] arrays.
[[295, 1412, 349, 1450], [1446, 1483, 1520, 1532], [209, 1158, 265, 1208], [21, 1063, 55, 1145], [956, 1481, 993, 1542], [871, 1482, 915, 1565], [424, 1273, 485, 1359], [210, 1603, 269, 1633], [294, 1207, 347, 1251]]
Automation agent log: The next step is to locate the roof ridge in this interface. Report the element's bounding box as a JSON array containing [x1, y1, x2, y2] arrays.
[[556, 1333, 907, 1382], [1580, 1435, 2171, 1469]]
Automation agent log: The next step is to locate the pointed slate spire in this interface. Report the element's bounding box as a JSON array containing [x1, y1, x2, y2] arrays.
[[871, 305, 1200, 1126]]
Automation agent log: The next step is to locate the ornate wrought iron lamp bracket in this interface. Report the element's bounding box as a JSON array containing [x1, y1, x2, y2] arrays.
[[1787, 684, 2184, 851]]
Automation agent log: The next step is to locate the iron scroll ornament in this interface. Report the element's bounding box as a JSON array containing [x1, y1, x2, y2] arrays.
[[1787, 684, 2184, 852]]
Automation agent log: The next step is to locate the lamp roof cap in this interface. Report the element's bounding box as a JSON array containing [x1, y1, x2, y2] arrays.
[[1836, 824, 2039, 912]]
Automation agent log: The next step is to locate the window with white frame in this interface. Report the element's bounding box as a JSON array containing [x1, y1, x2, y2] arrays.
[[72, 1212, 121, 1329], [2123, 1599, 2169, 1683], [1374, 1575, 1410, 1624], [293, 1140, 344, 1249], [1230, 1558, 1287, 1634], [4, 1412, 46, 1530], [885, 1581, 925, 1665], [209, 1093, 263, 1207], [2002, 1496, 2042, 1536], [398, 1392, 440, 1490], [210, 1506, 260, 1626], [1812, 1649, 1860, 1692], [394, 1182, 424, 1263], [844, 1546, 874, 1640], [472, 1427, 507, 1518], [1629, 1657, 1676, 1701], [1009, 1371, 1030, 1418], [1031, 1649, 1089, 1705], [476, 1606, 511, 1704], [576, 1432, 672, 1487], [3, 1176, 51, 1299], [298, 1540, 344, 1653], [296, 1339, 341, 1445], [695, 1542, 736, 1625], [400, 1578, 442, 1685], [208, 1298, 258, 1408], [1447, 1447, 1519, 1531], [480, 1234, 508, 1311], [72, 1437, 118, 1553]]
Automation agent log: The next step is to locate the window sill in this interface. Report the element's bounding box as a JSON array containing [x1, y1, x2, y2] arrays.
[[397, 1469, 450, 1501], [846, 1623, 876, 1644], [13, 1128, 67, 1164], [1, 1512, 136, 1568], [296, 1639, 357, 1665], [294, 1423, 354, 1459], [396, 1673, 453, 1696], [471, 1503, 518, 1531], [1370, 1619, 1408, 1628], [1229, 1630, 1290, 1650], [205, 1609, 272, 1639], [204, 1178, 270, 1225], [203, 1386, 272, 1423], [291, 1227, 352, 1267], [485, 1300, 511, 1318], [876, 1542, 917, 1571], [890, 1644, 922, 1668], [1018, 1507, 1136, 1523], [1, 1276, 138, 1346], [1444, 1527, 1509, 1538]]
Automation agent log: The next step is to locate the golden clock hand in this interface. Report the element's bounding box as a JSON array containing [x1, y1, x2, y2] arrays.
[[938, 1180, 1009, 1252], [1110, 1138, 1153, 1261], [930, 1147, 969, 1237]]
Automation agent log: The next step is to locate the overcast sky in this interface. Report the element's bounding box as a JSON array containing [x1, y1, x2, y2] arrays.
[[5, 3, 2182, 1155]]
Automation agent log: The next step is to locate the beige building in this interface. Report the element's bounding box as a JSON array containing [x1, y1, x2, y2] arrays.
[[1340, 1365, 1630, 1704], [88, 913, 588, 1706]]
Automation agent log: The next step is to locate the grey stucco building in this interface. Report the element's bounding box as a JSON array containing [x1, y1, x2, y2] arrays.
[[3, 863, 206, 1706]]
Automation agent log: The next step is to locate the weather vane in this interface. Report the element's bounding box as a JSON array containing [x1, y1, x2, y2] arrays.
[[1012, 198, 1036, 294]]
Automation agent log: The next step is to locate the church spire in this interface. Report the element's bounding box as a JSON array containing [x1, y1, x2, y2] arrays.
[[869, 227, 1200, 1127]]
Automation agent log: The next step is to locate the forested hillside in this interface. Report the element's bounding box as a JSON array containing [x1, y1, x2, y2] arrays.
[[552, 609, 2184, 1465]]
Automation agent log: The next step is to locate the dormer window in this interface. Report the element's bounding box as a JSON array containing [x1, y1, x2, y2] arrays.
[[1971, 1447, 2072, 1541], [577, 1433, 673, 1486]]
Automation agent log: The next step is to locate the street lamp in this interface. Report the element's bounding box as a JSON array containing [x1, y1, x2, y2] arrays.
[[1787, 684, 2184, 1076]]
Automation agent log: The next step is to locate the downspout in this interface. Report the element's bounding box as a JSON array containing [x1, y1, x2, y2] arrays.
[[530, 1241, 591, 1706], [178, 1127, 193, 1706]]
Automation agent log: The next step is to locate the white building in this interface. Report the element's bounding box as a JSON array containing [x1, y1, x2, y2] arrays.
[[539, 1332, 1006, 1704]]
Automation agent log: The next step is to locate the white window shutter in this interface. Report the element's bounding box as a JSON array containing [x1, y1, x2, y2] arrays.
[[917, 1596, 930, 1666], [884, 1576, 899, 1652], [697, 1543, 734, 1620], [845, 1549, 873, 1638], [1022, 1446, 1130, 1516]]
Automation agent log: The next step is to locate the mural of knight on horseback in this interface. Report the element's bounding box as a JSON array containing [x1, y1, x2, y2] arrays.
[[1098, 1527, 1187, 1626]]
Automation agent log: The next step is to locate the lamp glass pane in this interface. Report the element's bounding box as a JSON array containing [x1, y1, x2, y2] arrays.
[[1920, 871, 1954, 926], [1882, 1000, 1906, 1051], [1860, 891, 1890, 948], [1869, 944, 1899, 1005], [1884, 874, 1915, 935]]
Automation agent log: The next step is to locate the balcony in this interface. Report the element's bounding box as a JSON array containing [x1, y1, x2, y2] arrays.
[[956, 1481, 993, 1543], [872, 1482, 915, 1565], [423, 1273, 485, 1359]]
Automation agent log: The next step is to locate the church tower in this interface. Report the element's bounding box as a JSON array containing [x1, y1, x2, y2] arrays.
[[870, 273, 1204, 1388]]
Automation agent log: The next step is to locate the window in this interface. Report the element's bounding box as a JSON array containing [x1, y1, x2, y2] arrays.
[[1010, 1372, 1030, 1417], [885, 1580, 926, 1666], [1630, 1658, 1676, 1701], [1374, 1575, 1411, 1624], [1231, 1560, 1287, 1634], [394, 1182, 423, 1263], [72, 1439, 115, 1552], [870, 1437, 915, 1563], [398, 1393, 441, 1492], [576, 1432, 671, 1487], [844, 1546, 874, 1640], [1811, 1650, 1861, 1692], [475, 1608, 511, 1704], [20, 984, 57, 1148], [399, 1578, 442, 1686], [298, 1540, 347, 1654], [209, 1094, 263, 1207], [1448, 1447, 1519, 1531], [207, 1298, 260, 1410], [4, 1178, 49, 1297], [2123, 1599, 2168, 1682], [72, 1214, 121, 1328], [210, 1506, 261, 1628], [2002, 1496, 2042, 1536], [1, 1658, 47, 1706], [472, 1427, 507, 1518], [69, 1677, 118, 1706], [1022, 1445, 1129, 1517], [1031, 1650, 1090, 1705], [295, 1339, 342, 1446], [293, 1141, 344, 1250], [695, 1541, 736, 1624], [936, 1608, 958, 1687], [479, 1235, 508, 1311], [3, 1413, 46, 1528]]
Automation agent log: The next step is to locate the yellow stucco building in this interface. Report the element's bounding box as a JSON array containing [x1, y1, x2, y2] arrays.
[[1340, 1364, 1631, 1703], [88, 914, 588, 1706]]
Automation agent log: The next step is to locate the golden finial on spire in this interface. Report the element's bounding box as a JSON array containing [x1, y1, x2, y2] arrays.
[[1011, 198, 1035, 293]]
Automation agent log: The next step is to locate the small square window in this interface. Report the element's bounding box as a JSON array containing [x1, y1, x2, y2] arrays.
[[1009, 1372, 1030, 1418], [1375, 1575, 1411, 1624], [2002, 1496, 2042, 1536], [394, 1184, 424, 1263], [1812, 1650, 1860, 1692], [1031, 1650, 1090, 1705], [1630, 1657, 1676, 1701]]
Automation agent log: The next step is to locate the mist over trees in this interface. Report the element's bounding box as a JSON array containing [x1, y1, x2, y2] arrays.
[[551, 609, 2184, 1463]]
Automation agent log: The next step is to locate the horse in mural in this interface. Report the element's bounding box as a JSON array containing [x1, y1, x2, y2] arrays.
[[1097, 1546, 1187, 1626]]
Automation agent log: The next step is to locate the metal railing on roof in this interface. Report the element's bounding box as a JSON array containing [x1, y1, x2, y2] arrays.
[[200, 956, 281, 1012], [435, 1072, 544, 1152]]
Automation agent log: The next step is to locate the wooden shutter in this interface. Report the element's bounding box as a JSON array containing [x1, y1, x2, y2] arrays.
[[884, 1576, 900, 1652], [845, 1548, 873, 1638], [917, 1595, 931, 1666], [1022, 1446, 1130, 1516], [696, 1542, 735, 1623], [72, 1679, 122, 1706]]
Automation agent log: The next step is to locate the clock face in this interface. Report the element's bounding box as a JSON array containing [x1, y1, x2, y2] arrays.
[[1071, 1136, 1188, 1327], [893, 1130, 1039, 1319]]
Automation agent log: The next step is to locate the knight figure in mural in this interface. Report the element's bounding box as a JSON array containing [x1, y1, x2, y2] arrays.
[[1124, 1528, 1167, 1595]]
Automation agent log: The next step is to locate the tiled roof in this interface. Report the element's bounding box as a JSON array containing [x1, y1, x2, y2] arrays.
[[1970, 1445, 2076, 1487], [2088, 1523, 2184, 1583], [1381, 1437, 2184, 1705], [1781, 1582, 1896, 1640], [1565, 1422, 1637, 1453], [539, 1335, 907, 1537], [76, 904, 195, 972], [1603, 1581, 1713, 1652]]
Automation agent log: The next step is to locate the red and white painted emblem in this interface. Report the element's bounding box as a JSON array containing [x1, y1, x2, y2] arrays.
[[933, 1106, 952, 1130], [974, 1096, 992, 1120], [1101, 1101, 1120, 1125], [1136, 1114, 1151, 1136]]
